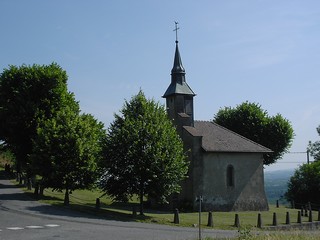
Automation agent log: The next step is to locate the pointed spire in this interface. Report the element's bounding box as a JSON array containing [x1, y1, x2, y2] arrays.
[[163, 22, 195, 98], [171, 42, 185, 74], [171, 22, 185, 74]]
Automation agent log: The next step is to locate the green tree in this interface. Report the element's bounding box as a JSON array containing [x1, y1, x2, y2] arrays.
[[31, 107, 105, 205], [100, 91, 188, 215], [308, 125, 320, 161], [0, 63, 72, 175], [285, 161, 320, 206], [213, 101, 294, 165], [0, 143, 14, 168]]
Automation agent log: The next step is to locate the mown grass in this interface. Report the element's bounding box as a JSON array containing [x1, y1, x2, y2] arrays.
[[210, 232, 320, 240], [3, 177, 320, 239], [223, 230, 320, 240], [18, 184, 318, 231]]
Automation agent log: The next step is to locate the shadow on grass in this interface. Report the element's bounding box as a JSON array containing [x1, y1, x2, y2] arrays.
[[34, 194, 176, 223], [24, 191, 62, 202], [0, 170, 168, 223], [0, 169, 15, 180], [103, 200, 174, 216], [22, 191, 154, 222], [26, 200, 152, 222]]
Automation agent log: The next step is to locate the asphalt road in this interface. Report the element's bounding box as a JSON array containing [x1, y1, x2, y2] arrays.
[[0, 176, 237, 240]]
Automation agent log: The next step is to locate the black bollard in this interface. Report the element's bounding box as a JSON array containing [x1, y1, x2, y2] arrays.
[[95, 198, 100, 210], [285, 212, 290, 225], [173, 208, 180, 224], [272, 212, 278, 226], [309, 210, 313, 222], [207, 211, 213, 227], [276, 200, 279, 208], [318, 209, 320, 221], [234, 213, 240, 228], [304, 206, 308, 217], [257, 213, 262, 228], [297, 211, 302, 224]]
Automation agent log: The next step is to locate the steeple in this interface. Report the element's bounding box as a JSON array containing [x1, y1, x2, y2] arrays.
[[163, 22, 196, 129], [163, 23, 195, 97], [171, 41, 185, 75]]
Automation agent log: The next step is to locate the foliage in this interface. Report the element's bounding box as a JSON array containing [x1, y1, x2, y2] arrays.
[[308, 125, 320, 161], [285, 161, 320, 206], [0, 146, 15, 167], [238, 226, 253, 240], [213, 101, 294, 165], [31, 106, 105, 205], [0, 63, 72, 173], [100, 90, 188, 214]]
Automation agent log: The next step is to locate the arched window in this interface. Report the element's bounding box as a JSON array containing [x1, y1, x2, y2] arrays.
[[227, 165, 235, 187]]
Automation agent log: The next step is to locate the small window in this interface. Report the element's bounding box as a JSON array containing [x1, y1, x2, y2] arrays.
[[227, 165, 234, 187]]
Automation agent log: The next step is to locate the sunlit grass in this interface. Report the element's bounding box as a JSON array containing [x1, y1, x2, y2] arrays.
[[220, 230, 320, 240], [3, 175, 318, 239], [143, 205, 314, 230], [19, 184, 318, 231]]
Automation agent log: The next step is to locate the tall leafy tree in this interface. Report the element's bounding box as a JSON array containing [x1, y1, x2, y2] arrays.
[[214, 101, 294, 165], [100, 91, 188, 215], [31, 107, 105, 205], [285, 161, 320, 206], [308, 125, 320, 161], [0, 143, 14, 168], [0, 63, 72, 174]]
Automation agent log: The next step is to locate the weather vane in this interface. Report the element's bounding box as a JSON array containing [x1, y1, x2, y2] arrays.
[[173, 21, 179, 43]]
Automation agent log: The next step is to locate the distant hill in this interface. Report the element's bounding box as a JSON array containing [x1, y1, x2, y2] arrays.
[[264, 169, 295, 204]]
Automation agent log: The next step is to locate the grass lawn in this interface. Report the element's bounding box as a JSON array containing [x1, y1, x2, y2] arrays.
[[2, 173, 318, 239], [19, 184, 318, 231], [2, 165, 319, 239]]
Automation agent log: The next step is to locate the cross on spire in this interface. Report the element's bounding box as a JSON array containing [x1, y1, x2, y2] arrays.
[[173, 21, 179, 43]]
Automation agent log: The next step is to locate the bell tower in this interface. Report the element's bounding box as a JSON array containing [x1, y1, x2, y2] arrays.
[[163, 22, 196, 132]]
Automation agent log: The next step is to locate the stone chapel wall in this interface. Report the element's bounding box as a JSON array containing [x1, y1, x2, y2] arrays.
[[199, 152, 269, 211]]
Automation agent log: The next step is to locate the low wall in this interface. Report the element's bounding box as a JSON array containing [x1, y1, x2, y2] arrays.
[[264, 221, 320, 231]]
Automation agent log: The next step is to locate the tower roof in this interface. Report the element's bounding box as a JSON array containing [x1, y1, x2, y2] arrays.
[[171, 42, 185, 74], [163, 40, 195, 98]]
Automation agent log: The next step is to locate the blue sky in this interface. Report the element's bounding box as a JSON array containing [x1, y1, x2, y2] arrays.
[[1, 1, 319, 171]]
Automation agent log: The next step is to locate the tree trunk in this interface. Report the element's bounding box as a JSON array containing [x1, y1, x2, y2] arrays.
[[27, 178, 32, 190], [16, 160, 23, 185], [139, 183, 144, 215], [34, 182, 39, 196], [19, 173, 23, 185], [39, 184, 44, 196], [64, 187, 69, 206]]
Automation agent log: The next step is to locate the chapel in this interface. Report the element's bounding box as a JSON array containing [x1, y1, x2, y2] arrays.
[[163, 34, 271, 211]]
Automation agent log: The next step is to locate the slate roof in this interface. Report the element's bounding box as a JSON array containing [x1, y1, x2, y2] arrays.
[[183, 121, 272, 153], [163, 81, 195, 97]]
